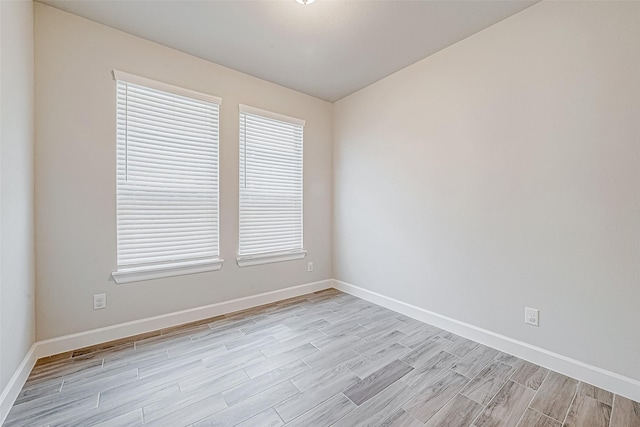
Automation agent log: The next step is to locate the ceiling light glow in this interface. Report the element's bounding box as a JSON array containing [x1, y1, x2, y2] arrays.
[[296, 0, 316, 4]]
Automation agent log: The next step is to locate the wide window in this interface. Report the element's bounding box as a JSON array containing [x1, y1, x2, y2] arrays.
[[112, 71, 222, 284], [238, 105, 306, 267]]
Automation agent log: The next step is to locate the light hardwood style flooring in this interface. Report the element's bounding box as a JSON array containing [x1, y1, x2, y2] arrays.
[[6, 289, 640, 427]]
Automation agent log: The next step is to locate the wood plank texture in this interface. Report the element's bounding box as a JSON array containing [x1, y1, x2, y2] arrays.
[[529, 371, 578, 422], [5, 289, 639, 427]]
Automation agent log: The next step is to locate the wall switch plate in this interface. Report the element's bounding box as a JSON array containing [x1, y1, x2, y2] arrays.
[[307, 262, 314, 272], [525, 307, 539, 326], [94, 293, 107, 310]]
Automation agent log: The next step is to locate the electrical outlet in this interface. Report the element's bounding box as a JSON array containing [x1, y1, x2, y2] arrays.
[[94, 293, 107, 310], [524, 307, 539, 326], [307, 262, 314, 272]]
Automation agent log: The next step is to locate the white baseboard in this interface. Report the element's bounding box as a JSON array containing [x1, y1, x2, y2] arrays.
[[334, 279, 640, 402], [0, 344, 37, 426], [37, 279, 333, 358]]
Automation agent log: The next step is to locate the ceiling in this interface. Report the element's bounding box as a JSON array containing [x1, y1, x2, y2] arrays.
[[39, 0, 538, 102]]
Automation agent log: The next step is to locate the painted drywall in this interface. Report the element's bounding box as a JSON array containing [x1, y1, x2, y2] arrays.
[[333, 1, 640, 382], [34, 3, 332, 340], [0, 0, 36, 390]]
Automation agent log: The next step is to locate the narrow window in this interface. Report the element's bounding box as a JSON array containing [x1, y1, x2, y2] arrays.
[[112, 71, 222, 283], [238, 105, 305, 267]]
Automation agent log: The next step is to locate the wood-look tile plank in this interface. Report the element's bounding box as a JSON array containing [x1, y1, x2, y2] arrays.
[[284, 393, 356, 427], [350, 342, 411, 379], [564, 395, 611, 427], [509, 360, 548, 391], [71, 341, 135, 359], [178, 368, 248, 395], [399, 327, 443, 349], [290, 358, 360, 391], [241, 316, 298, 336], [91, 408, 143, 427], [4, 394, 99, 427], [474, 381, 535, 427], [460, 360, 515, 405], [450, 344, 500, 379], [319, 318, 366, 337], [357, 323, 406, 343], [494, 352, 522, 367], [301, 347, 364, 372], [133, 333, 191, 351], [403, 370, 470, 423], [424, 394, 483, 427], [401, 350, 459, 389], [529, 371, 578, 422], [209, 317, 257, 334], [333, 379, 417, 427], [236, 408, 284, 427], [223, 360, 309, 406], [142, 379, 230, 423], [516, 408, 561, 427], [60, 366, 139, 392], [102, 347, 168, 370], [310, 331, 361, 350], [444, 336, 480, 358], [244, 343, 318, 379], [223, 331, 279, 353], [187, 322, 251, 343], [260, 329, 325, 357], [354, 330, 407, 354], [399, 337, 450, 368], [577, 381, 614, 405], [378, 409, 423, 427], [14, 379, 63, 405], [143, 393, 227, 427], [165, 338, 226, 359], [610, 395, 640, 427], [98, 361, 204, 408], [192, 381, 299, 427], [34, 352, 74, 367], [274, 371, 359, 422], [201, 350, 266, 378], [26, 358, 104, 386], [96, 382, 181, 414], [344, 359, 413, 405]]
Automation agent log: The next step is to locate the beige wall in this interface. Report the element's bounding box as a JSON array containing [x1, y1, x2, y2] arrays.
[[34, 3, 333, 340], [0, 0, 36, 391], [333, 1, 640, 381]]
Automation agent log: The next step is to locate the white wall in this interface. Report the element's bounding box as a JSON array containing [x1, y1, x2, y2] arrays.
[[34, 3, 333, 340], [0, 0, 36, 391], [333, 1, 640, 382]]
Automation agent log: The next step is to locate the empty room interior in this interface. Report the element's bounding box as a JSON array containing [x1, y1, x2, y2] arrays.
[[1, 0, 639, 426]]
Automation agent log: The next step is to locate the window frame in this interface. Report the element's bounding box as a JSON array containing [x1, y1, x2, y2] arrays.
[[236, 104, 306, 267], [111, 70, 223, 284]]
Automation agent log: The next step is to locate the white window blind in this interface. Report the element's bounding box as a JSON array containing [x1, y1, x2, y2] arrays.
[[112, 71, 223, 284], [238, 105, 306, 267]]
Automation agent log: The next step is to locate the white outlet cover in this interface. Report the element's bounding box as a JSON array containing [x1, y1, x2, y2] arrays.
[[307, 262, 314, 272], [94, 293, 107, 310], [524, 307, 539, 326]]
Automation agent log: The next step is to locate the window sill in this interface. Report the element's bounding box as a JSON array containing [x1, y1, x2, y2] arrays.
[[112, 259, 223, 284], [236, 250, 307, 267]]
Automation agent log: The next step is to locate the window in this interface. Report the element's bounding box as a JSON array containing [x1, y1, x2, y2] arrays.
[[238, 105, 306, 267], [112, 71, 222, 284]]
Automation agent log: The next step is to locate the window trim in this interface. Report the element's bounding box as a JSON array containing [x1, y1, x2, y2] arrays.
[[236, 250, 307, 268], [112, 259, 223, 284], [236, 104, 305, 267], [111, 70, 223, 284]]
